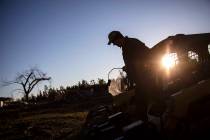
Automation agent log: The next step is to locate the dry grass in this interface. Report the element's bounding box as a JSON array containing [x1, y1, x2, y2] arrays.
[[0, 95, 112, 139]]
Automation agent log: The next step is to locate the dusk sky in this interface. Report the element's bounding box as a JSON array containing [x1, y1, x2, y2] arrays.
[[1, 0, 210, 98]]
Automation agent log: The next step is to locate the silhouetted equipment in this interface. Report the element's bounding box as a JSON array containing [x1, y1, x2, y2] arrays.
[[151, 33, 210, 58], [82, 33, 210, 139], [150, 33, 210, 94]]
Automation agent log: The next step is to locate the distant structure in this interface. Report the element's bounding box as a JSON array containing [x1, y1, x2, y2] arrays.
[[0, 97, 12, 107]]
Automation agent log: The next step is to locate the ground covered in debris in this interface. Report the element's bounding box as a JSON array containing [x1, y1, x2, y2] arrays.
[[0, 95, 113, 140]]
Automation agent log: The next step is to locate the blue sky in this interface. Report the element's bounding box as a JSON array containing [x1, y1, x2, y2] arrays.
[[0, 0, 210, 98]]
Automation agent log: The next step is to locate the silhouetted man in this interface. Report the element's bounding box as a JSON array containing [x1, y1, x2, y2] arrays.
[[108, 31, 152, 120]]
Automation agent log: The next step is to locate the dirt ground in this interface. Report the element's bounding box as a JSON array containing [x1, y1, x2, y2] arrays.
[[0, 104, 89, 140]]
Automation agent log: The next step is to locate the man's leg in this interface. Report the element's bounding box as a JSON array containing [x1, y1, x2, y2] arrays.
[[131, 87, 148, 121]]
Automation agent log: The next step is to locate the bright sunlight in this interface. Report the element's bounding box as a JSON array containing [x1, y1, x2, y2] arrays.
[[161, 54, 176, 69]]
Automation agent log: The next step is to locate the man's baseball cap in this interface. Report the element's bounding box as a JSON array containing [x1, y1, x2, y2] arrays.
[[108, 31, 123, 45]]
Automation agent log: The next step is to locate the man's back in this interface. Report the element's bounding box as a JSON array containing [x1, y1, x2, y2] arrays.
[[122, 37, 150, 66]]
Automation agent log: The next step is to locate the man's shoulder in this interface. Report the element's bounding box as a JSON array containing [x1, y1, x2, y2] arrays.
[[126, 37, 141, 41], [125, 37, 148, 49]]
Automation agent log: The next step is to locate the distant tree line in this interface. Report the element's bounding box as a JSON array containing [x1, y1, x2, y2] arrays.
[[23, 78, 109, 104]]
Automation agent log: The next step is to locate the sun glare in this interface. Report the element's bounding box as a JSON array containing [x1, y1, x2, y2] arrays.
[[161, 54, 175, 69]]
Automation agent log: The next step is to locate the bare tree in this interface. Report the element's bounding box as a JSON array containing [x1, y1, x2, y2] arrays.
[[3, 67, 51, 102]]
